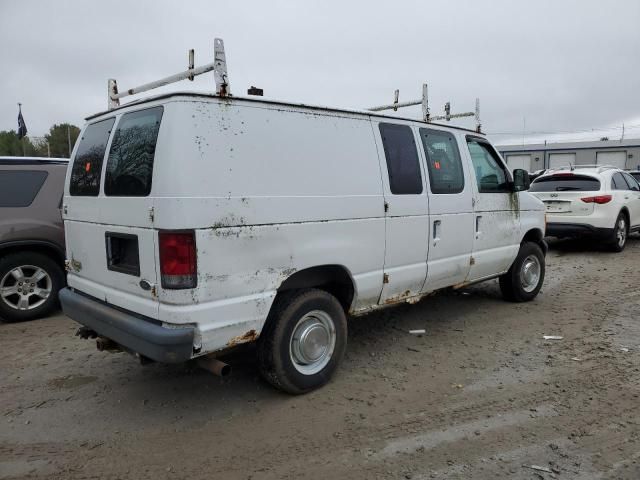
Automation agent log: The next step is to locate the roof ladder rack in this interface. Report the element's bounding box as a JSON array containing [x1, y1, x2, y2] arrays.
[[368, 83, 482, 133], [108, 38, 230, 110]]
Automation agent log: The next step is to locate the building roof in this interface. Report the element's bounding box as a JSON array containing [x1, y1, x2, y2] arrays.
[[497, 138, 640, 153]]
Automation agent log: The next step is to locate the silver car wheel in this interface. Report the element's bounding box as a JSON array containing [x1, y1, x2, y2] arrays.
[[616, 217, 627, 248], [289, 310, 336, 375], [520, 254, 541, 293], [0, 265, 52, 311]]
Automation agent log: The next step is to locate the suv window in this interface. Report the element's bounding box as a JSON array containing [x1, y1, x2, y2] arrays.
[[530, 174, 600, 192], [105, 106, 164, 196], [70, 118, 115, 196], [466, 139, 509, 193], [622, 172, 640, 191], [0, 170, 48, 207], [419, 128, 464, 194], [612, 172, 628, 190], [378, 123, 423, 195]]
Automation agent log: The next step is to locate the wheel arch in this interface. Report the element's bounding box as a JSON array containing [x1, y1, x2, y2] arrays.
[[0, 241, 65, 266], [276, 264, 356, 313], [521, 228, 547, 255]]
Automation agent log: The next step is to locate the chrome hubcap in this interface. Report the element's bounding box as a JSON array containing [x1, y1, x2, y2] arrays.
[[290, 310, 336, 375], [617, 218, 627, 247], [0, 265, 52, 311], [520, 255, 541, 293]]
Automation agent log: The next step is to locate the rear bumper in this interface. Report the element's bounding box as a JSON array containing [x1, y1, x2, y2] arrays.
[[59, 288, 195, 363], [545, 222, 613, 240]]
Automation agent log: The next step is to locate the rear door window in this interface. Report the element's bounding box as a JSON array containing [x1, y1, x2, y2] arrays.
[[420, 128, 465, 194], [622, 172, 640, 191], [105, 106, 163, 196], [69, 118, 115, 196], [0, 171, 48, 207], [530, 175, 600, 192], [612, 172, 627, 190], [378, 123, 423, 195]]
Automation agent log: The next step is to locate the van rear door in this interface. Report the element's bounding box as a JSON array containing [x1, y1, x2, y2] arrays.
[[64, 107, 164, 319]]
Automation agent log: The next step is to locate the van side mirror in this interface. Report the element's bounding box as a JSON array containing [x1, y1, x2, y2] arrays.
[[513, 169, 530, 191]]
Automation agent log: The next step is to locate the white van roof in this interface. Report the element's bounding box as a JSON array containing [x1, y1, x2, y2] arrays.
[[85, 91, 483, 135]]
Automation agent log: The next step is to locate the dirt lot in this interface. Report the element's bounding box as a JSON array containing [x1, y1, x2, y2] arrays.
[[2, 238, 640, 480]]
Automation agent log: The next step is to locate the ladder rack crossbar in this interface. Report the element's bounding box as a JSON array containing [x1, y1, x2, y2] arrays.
[[110, 63, 216, 101]]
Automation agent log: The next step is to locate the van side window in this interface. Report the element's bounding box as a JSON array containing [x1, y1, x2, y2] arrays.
[[466, 139, 510, 193], [419, 128, 464, 194], [378, 123, 423, 195], [105, 106, 164, 197], [69, 118, 115, 196]]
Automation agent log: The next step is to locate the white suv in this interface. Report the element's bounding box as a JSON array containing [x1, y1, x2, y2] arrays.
[[529, 166, 640, 251]]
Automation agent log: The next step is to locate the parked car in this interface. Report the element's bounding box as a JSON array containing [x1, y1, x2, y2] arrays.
[[60, 92, 547, 394], [0, 157, 68, 321], [529, 165, 640, 251]]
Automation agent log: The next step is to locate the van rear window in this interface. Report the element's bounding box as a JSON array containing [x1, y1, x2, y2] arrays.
[[69, 118, 115, 196], [105, 106, 163, 196], [529, 174, 600, 192]]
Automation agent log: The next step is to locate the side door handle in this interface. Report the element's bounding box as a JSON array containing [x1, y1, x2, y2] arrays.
[[433, 220, 441, 245], [475, 215, 482, 239]]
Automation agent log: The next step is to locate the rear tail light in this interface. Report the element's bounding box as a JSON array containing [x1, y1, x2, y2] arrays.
[[159, 231, 197, 289], [580, 195, 612, 204]]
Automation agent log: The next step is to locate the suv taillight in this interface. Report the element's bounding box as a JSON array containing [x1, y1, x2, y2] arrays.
[[580, 195, 612, 204], [159, 231, 197, 289]]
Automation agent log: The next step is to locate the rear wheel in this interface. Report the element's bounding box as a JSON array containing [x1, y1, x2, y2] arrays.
[[0, 252, 64, 322], [608, 213, 628, 252], [257, 289, 347, 394], [499, 242, 545, 302]]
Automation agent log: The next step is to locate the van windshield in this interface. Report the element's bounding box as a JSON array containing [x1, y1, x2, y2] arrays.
[[105, 106, 163, 197], [529, 174, 600, 192]]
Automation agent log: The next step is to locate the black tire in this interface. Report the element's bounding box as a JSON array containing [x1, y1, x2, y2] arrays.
[[608, 212, 628, 252], [499, 242, 545, 302], [0, 251, 64, 322], [257, 288, 347, 395]]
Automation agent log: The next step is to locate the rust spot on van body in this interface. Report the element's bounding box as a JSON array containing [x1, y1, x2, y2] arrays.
[[227, 329, 259, 347], [384, 290, 412, 305]]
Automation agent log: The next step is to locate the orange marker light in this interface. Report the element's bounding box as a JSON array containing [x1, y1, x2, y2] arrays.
[[85, 162, 91, 172], [434, 161, 441, 170]]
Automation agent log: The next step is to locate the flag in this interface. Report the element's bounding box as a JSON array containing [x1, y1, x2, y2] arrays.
[[17, 105, 27, 139]]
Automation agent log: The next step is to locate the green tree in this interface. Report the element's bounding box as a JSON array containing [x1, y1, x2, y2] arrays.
[[0, 130, 39, 156], [45, 123, 81, 157]]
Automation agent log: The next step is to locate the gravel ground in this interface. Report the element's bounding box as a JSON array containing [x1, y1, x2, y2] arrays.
[[1, 238, 640, 479]]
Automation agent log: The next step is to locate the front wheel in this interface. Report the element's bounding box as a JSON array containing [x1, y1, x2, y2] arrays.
[[499, 242, 545, 302], [257, 289, 347, 394]]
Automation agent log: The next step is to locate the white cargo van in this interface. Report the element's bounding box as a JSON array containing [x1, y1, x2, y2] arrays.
[[60, 92, 546, 393]]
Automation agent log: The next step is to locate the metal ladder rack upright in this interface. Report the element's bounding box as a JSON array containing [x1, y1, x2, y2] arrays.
[[368, 84, 482, 133], [107, 38, 230, 110]]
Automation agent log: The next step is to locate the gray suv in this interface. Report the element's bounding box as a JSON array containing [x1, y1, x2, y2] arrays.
[[0, 157, 68, 322]]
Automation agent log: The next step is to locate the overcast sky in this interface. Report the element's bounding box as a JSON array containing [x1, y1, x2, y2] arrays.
[[1, 0, 639, 146]]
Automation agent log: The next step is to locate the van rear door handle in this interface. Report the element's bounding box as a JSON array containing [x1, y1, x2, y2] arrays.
[[475, 216, 482, 238], [433, 220, 441, 245]]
